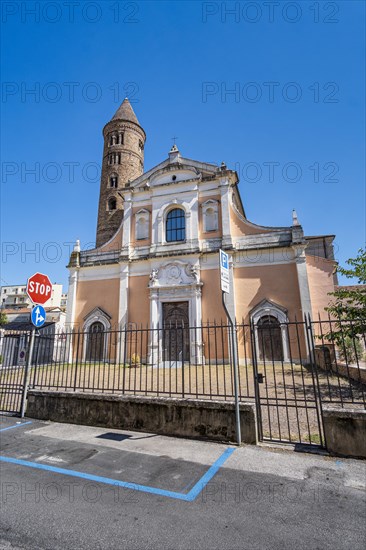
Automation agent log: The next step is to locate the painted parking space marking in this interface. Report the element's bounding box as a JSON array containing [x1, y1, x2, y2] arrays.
[[0, 421, 32, 433], [0, 447, 235, 502]]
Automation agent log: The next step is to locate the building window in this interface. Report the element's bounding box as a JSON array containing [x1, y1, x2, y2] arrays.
[[108, 197, 117, 211], [166, 208, 185, 242], [110, 174, 118, 188], [139, 139, 144, 151], [109, 134, 115, 147], [202, 200, 219, 232], [109, 153, 120, 165], [109, 133, 123, 147]]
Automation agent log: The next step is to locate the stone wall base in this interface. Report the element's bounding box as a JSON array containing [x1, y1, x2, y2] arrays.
[[323, 407, 366, 458], [26, 391, 257, 444]]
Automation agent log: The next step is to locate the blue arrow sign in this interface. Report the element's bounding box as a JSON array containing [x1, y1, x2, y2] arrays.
[[31, 305, 46, 328]]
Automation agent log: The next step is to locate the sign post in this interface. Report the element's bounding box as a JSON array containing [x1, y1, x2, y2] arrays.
[[219, 250, 241, 446], [20, 273, 51, 417], [20, 328, 35, 418]]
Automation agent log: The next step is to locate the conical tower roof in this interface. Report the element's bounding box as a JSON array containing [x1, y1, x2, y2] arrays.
[[111, 98, 140, 125]]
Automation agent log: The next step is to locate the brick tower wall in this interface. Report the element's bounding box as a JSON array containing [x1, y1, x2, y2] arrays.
[[96, 119, 146, 247]]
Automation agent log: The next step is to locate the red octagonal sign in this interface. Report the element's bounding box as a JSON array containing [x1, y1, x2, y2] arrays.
[[26, 272, 52, 305]]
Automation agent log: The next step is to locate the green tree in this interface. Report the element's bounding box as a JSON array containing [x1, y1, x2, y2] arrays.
[[0, 311, 8, 326], [327, 248, 366, 325], [325, 249, 366, 358]]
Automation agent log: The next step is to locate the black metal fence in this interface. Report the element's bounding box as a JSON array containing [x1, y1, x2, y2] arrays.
[[1, 316, 365, 445]]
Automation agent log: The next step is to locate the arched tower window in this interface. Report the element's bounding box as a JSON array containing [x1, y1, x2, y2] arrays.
[[108, 197, 117, 211], [166, 208, 185, 242], [110, 174, 118, 188]]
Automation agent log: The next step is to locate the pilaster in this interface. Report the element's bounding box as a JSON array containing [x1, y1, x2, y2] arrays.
[[220, 178, 232, 248]]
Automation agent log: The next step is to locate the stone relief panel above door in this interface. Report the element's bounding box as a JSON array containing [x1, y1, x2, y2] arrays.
[[149, 261, 199, 287]]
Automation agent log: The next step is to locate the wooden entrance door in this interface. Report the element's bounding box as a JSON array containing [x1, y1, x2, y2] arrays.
[[162, 302, 190, 361], [86, 322, 105, 362], [257, 316, 283, 362]]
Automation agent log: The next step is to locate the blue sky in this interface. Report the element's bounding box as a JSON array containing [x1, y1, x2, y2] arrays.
[[1, 0, 365, 290]]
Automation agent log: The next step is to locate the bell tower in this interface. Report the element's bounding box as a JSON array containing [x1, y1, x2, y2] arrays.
[[96, 98, 146, 247]]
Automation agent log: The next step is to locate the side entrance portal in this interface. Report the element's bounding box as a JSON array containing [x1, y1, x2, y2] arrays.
[[257, 316, 284, 362], [162, 302, 190, 362], [86, 321, 105, 362]]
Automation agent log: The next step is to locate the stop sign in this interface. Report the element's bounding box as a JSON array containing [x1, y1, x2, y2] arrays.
[[26, 272, 53, 305]]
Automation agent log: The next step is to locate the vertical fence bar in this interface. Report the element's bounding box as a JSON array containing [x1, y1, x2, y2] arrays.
[[250, 319, 263, 442], [73, 329, 80, 392]]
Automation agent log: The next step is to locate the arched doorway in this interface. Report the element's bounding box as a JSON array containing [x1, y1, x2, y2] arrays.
[[86, 321, 105, 362], [257, 316, 284, 362], [162, 302, 190, 361]]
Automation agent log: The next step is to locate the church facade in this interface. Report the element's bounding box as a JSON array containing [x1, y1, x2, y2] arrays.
[[66, 99, 337, 363]]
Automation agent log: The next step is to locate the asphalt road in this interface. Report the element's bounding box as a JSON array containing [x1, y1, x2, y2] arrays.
[[0, 416, 365, 550]]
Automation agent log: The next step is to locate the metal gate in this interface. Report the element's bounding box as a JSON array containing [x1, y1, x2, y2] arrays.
[[0, 330, 29, 415], [251, 318, 325, 447]]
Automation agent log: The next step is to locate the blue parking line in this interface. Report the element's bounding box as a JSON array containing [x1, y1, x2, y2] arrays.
[[185, 447, 235, 501], [0, 446, 235, 502], [0, 421, 32, 433]]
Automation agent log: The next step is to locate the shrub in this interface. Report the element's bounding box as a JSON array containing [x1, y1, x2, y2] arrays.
[[131, 353, 140, 366], [338, 336, 363, 364]]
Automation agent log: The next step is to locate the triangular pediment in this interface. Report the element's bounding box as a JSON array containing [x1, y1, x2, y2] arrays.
[[131, 156, 222, 190]]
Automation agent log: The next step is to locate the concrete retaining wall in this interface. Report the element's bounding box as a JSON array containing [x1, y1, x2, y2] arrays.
[[323, 407, 366, 459], [332, 363, 366, 385], [26, 391, 257, 444]]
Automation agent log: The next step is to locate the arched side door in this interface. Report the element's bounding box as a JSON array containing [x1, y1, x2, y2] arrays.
[[257, 316, 283, 362], [86, 321, 105, 362]]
